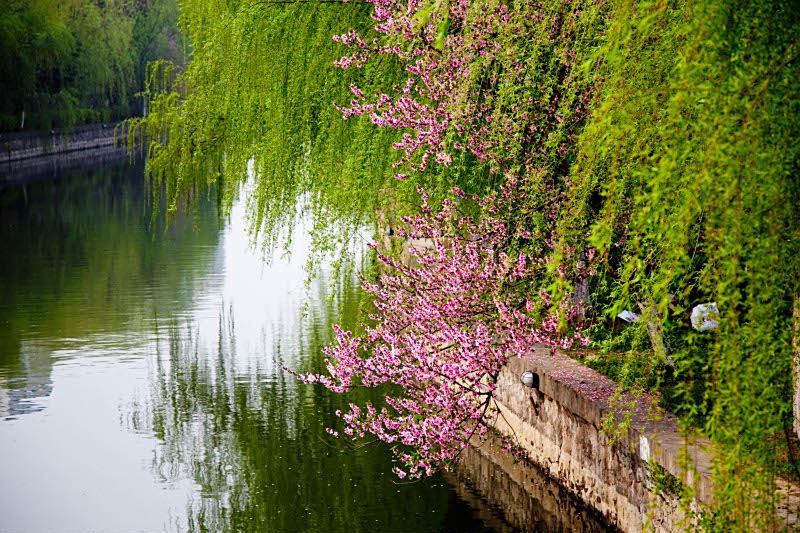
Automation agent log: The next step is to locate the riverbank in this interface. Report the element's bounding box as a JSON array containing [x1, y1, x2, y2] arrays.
[[0, 122, 130, 183], [0, 122, 127, 164]]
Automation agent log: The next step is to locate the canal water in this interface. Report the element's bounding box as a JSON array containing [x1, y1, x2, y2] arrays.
[[0, 157, 609, 532]]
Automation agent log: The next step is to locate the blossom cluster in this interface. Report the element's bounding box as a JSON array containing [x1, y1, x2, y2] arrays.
[[333, 0, 595, 175], [298, 188, 587, 477]]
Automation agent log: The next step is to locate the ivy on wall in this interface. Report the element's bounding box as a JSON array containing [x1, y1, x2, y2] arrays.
[[559, 2, 800, 528]]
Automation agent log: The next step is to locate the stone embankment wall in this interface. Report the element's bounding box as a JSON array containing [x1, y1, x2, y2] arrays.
[[0, 122, 126, 165], [491, 347, 800, 532], [491, 350, 692, 532]]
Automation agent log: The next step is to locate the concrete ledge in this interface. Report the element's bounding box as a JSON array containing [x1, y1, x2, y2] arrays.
[[0, 144, 131, 185]]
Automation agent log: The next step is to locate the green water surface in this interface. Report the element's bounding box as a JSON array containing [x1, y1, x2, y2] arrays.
[[0, 158, 608, 533]]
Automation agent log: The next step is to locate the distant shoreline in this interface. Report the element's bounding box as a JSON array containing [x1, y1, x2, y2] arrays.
[[0, 122, 129, 164], [0, 122, 134, 182]]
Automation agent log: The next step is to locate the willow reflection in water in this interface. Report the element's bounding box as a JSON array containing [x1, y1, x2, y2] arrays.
[[120, 195, 497, 532], [123, 201, 613, 532], [0, 159, 222, 532]]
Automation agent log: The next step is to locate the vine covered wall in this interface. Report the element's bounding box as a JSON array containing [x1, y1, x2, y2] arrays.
[[561, 2, 800, 528]]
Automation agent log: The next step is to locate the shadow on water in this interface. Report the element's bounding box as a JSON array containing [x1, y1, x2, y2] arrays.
[[448, 439, 616, 533]]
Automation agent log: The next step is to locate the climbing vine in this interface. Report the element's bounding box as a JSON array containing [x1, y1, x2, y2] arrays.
[[557, 2, 800, 528]]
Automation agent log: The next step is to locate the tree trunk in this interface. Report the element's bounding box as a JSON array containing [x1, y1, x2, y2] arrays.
[[572, 256, 592, 323]]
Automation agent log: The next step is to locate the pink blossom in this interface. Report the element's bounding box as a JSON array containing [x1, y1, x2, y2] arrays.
[[296, 188, 586, 478]]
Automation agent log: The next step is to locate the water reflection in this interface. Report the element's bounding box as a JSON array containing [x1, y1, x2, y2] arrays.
[[0, 158, 220, 420], [0, 342, 53, 419], [122, 223, 484, 532], [0, 158, 612, 532], [449, 439, 613, 532]]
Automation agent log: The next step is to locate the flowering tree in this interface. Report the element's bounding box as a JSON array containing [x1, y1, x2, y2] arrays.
[[291, 0, 603, 478], [332, 0, 507, 173], [297, 186, 587, 478]]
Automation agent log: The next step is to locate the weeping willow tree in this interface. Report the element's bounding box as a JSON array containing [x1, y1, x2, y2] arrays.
[[558, 0, 800, 528], [128, 0, 415, 255]]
